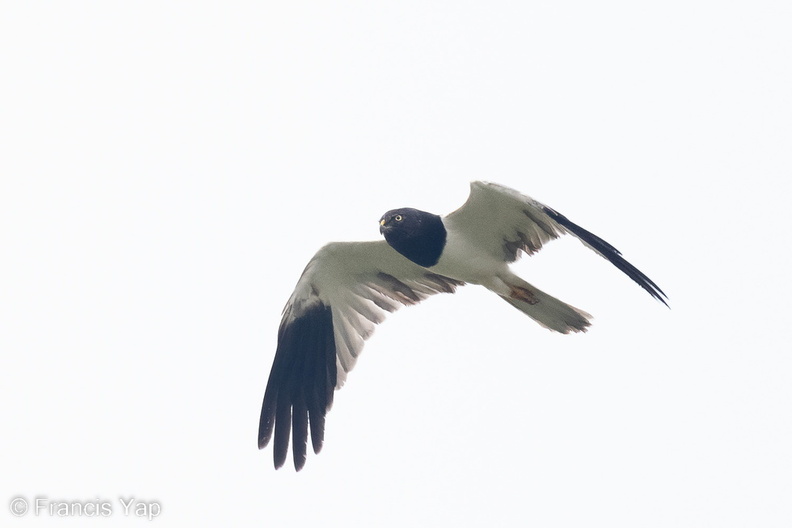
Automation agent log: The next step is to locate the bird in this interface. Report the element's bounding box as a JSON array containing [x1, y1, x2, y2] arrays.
[[258, 181, 667, 470]]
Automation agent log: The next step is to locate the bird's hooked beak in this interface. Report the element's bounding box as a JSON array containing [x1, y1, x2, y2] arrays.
[[379, 218, 387, 234]]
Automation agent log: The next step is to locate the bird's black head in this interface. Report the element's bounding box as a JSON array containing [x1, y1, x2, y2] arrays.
[[379, 207, 447, 267]]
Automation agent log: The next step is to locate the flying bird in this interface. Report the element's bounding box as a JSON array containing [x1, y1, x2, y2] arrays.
[[258, 181, 667, 470]]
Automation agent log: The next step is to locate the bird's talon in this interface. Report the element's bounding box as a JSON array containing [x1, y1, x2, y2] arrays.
[[510, 286, 539, 305]]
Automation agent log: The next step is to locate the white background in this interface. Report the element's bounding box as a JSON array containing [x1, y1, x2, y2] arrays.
[[2, 2, 791, 526]]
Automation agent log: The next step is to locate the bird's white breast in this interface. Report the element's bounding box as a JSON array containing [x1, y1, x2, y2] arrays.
[[430, 221, 508, 286]]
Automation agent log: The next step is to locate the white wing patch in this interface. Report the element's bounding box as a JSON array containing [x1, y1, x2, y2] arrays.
[[444, 181, 566, 262]]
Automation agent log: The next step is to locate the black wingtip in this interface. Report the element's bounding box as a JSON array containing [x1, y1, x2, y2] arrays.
[[258, 394, 276, 451], [292, 396, 308, 471], [542, 206, 669, 307], [258, 303, 337, 471]]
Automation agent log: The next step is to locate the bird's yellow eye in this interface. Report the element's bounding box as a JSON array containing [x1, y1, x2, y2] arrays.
[[394, 214, 403, 222]]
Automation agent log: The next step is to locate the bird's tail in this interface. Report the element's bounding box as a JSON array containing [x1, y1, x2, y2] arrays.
[[497, 276, 592, 333]]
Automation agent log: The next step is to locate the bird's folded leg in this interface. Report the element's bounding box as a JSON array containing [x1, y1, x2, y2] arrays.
[[509, 285, 539, 305]]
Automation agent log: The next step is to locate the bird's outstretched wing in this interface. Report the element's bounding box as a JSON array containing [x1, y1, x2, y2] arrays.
[[444, 181, 668, 305], [258, 240, 464, 470]]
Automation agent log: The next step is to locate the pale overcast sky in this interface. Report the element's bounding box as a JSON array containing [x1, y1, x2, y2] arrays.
[[2, 2, 791, 526]]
